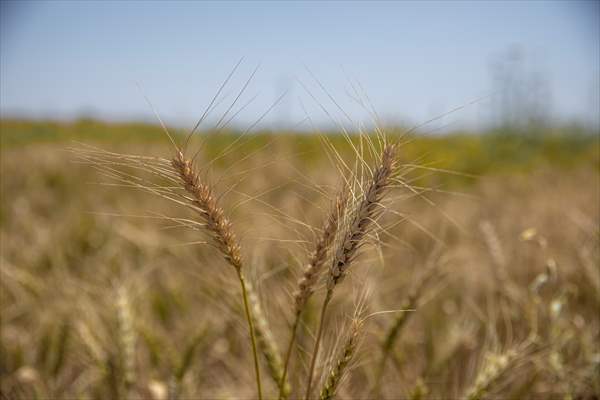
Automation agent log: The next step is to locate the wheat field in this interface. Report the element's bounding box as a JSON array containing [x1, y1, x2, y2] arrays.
[[1, 118, 599, 399]]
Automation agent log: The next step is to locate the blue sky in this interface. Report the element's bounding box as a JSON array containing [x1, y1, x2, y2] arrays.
[[1, 1, 598, 131]]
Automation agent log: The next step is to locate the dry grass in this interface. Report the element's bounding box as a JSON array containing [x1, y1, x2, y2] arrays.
[[1, 122, 599, 400]]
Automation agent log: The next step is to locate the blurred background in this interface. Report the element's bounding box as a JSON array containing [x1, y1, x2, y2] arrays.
[[1, 2, 600, 399]]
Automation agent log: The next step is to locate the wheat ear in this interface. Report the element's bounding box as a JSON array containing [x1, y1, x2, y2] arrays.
[[295, 189, 348, 313], [117, 286, 136, 397], [246, 281, 291, 398], [318, 318, 363, 400], [278, 189, 347, 399], [327, 143, 397, 290], [172, 151, 242, 271], [464, 349, 518, 400], [171, 150, 262, 400], [305, 143, 397, 400]]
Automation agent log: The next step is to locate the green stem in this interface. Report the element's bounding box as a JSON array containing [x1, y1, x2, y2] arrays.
[[278, 316, 300, 399], [238, 270, 263, 400], [304, 291, 332, 400]]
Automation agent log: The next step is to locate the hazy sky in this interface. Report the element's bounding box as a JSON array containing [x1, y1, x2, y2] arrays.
[[1, 1, 598, 131]]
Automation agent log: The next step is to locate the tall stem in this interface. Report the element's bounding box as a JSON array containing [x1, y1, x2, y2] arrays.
[[304, 290, 332, 400], [278, 316, 300, 399], [238, 270, 263, 400]]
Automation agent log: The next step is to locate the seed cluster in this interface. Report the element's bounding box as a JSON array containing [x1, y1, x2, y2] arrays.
[[172, 151, 243, 271]]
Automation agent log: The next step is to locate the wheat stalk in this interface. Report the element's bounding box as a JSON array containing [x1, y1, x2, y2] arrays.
[[295, 189, 348, 314], [278, 188, 347, 399], [171, 149, 262, 400], [305, 143, 397, 399], [76, 141, 264, 398]]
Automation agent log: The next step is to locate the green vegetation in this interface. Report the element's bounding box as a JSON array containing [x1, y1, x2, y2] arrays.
[[2, 119, 597, 183]]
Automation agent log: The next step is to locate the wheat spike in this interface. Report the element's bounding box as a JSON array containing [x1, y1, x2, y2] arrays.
[[306, 143, 397, 399], [319, 319, 363, 400], [117, 286, 136, 395], [295, 189, 348, 314], [171, 150, 243, 271], [171, 149, 262, 399], [279, 188, 348, 399], [327, 144, 397, 290], [465, 349, 518, 400]]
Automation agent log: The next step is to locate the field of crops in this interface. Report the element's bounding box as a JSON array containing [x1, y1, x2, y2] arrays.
[[1, 119, 599, 399]]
